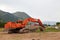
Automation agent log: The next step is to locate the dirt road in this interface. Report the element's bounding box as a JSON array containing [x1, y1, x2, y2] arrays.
[[0, 32, 60, 40]]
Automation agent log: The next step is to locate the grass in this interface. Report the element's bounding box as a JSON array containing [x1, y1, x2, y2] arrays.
[[0, 28, 4, 31], [36, 27, 60, 32], [36, 29, 40, 32], [45, 27, 60, 32]]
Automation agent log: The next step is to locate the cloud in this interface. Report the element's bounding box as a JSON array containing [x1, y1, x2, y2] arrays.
[[0, 4, 15, 13]]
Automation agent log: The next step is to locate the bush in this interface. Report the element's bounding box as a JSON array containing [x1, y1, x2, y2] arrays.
[[0, 22, 5, 28]]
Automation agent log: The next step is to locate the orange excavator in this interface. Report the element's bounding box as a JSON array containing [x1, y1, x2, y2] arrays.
[[4, 17, 45, 33]]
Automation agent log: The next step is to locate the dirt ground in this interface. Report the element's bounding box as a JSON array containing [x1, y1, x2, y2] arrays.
[[0, 32, 60, 40]]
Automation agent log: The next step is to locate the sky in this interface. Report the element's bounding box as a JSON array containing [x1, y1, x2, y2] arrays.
[[0, 0, 60, 22]]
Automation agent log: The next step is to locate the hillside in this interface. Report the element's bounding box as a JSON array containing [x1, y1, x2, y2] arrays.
[[1, 13, 19, 22], [0, 10, 56, 25], [0, 10, 30, 22], [13, 12, 30, 20]]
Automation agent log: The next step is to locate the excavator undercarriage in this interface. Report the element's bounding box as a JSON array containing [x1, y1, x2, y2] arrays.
[[8, 26, 44, 34]]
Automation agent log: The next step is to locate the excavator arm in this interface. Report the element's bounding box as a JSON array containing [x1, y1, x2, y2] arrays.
[[22, 17, 45, 31]]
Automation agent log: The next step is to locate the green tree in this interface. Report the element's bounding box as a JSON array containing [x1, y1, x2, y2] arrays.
[[56, 22, 60, 26]]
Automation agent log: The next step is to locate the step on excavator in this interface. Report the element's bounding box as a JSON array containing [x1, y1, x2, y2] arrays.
[[4, 17, 45, 33]]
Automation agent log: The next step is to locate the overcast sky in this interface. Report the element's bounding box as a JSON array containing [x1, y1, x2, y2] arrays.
[[0, 0, 60, 22]]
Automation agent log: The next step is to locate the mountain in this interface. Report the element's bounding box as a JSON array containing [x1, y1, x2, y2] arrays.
[[13, 12, 30, 20], [0, 10, 30, 22], [0, 10, 8, 17], [0, 10, 19, 22], [0, 10, 57, 26], [1, 13, 19, 22]]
